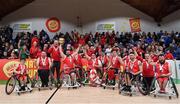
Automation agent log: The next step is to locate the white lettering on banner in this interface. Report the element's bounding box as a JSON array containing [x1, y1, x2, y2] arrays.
[[96, 22, 115, 32], [12, 22, 32, 32]]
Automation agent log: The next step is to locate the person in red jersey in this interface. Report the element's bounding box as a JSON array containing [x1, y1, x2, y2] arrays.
[[87, 45, 96, 56], [155, 54, 172, 93], [84, 50, 102, 86], [100, 34, 106, 47], [78, 35, 86, 46], [164, 50, 174, 60], [109, 50, 124, 75], [125, 52, 143, 92], [59, 44, 80, 85], [30, 41, 41, 59], [96, 51, 110, 78], [37, 51, 52, 87], [48, 40, 61, 83], [150, 52, 159, 62], [142, 53, 155, 91], [31, 35, 39, 46], [14, 58, 29, 91]]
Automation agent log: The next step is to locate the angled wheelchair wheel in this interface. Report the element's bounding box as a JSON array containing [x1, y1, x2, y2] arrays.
[[149, 78, 157, 92], [170, 77, 179, 98], [136, 76, 149, 95], [5, 76, 16, 95]]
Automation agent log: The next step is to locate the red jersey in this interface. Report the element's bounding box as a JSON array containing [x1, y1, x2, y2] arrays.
[[165, 53, 174, 60], [74, 54, 82, 67], [110, 56, 121, 69], [30, 46, 40, 58], [31, 37, 39, 46], [78, 38, 85, 45], [88, 58, 97, 70], [100, 36, 106, 45], [63, 56, 75, 69], [156, 62, 170, 76], [38, 57, 51, 70], [48, 46, 61, 61], [127, 59, 140, 73], [142, 60, 154, 77], [16, 64, 27, 75], [151, 54, 158, 62], [87, 49, 96, 56], [97, 56, 108, 67]]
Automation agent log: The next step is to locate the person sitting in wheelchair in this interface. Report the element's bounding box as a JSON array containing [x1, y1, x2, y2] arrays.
[[84, 52, 102, 87], [142, 53, 155, 92], [155, 54, 172, 93], [59, 44, 81, 86], [13, 58, 29, 91], [124, 52, 143, 92], [108, 50, 124, 85], [36, 51, 52, 87]]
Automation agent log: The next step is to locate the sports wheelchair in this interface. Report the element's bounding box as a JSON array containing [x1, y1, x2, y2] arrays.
[[60, 68, 81, 89], [5, 73, 32, 95], [118, 71, 148, 96], [150, 77, 179, 99]]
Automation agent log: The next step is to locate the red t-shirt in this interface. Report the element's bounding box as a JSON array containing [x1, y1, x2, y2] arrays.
[[38, 57, 50, 70], [142, 60, 154, 77], [78, 38, 85, 45], [110, 56, 121, 69], [100, 36, 106, 45], [127, 59, 140, 73], [31, 37, 39, 46], [165, 53, 174, 60], [156, 62, 170, 77], [48, 46, 61, 61], [30, 46, 40, 59]]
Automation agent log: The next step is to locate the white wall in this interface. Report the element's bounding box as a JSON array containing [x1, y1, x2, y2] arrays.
[[0, 0, 161, 35], [161, 9, 180, 32], [5, 18, 75, 38], [82, 1, 160, 33]]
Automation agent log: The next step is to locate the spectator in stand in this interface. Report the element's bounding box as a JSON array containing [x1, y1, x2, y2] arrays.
[[30, 41, 41, 59]]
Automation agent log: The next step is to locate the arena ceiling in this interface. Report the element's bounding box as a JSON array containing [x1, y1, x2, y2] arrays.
[[0, 0, 180, 22]]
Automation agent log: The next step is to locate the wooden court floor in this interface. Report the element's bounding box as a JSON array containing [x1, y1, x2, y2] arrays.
[[0, 85, 180, 104]]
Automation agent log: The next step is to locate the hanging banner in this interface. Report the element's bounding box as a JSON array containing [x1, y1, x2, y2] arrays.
[[46, 17, 61, 32], [0, 59, 38, 80], [12, 22, 32, 31], [96, 22, 115, 32], [129, 18, 141, 32]]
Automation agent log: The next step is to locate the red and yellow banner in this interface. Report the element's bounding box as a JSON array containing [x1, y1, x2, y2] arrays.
[[129, 18, 141, 32], [0, 59, 38, 80], [46, 17, 61, 32]]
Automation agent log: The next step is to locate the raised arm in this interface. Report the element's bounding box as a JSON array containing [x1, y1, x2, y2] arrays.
[[72, 45, 81, 57], [118, 56, 124, 65], [83, 48, 91, 60], [59, 44, 66, 59]]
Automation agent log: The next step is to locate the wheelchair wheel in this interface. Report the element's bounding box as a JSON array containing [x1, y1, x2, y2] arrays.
[[170, 77, 179, 98], [149, 78, 157, 92], [136, 76, 148, 95], [5, 76, 16, 95], [118, 72, 126, 90], [26, 74, 33, 87]]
